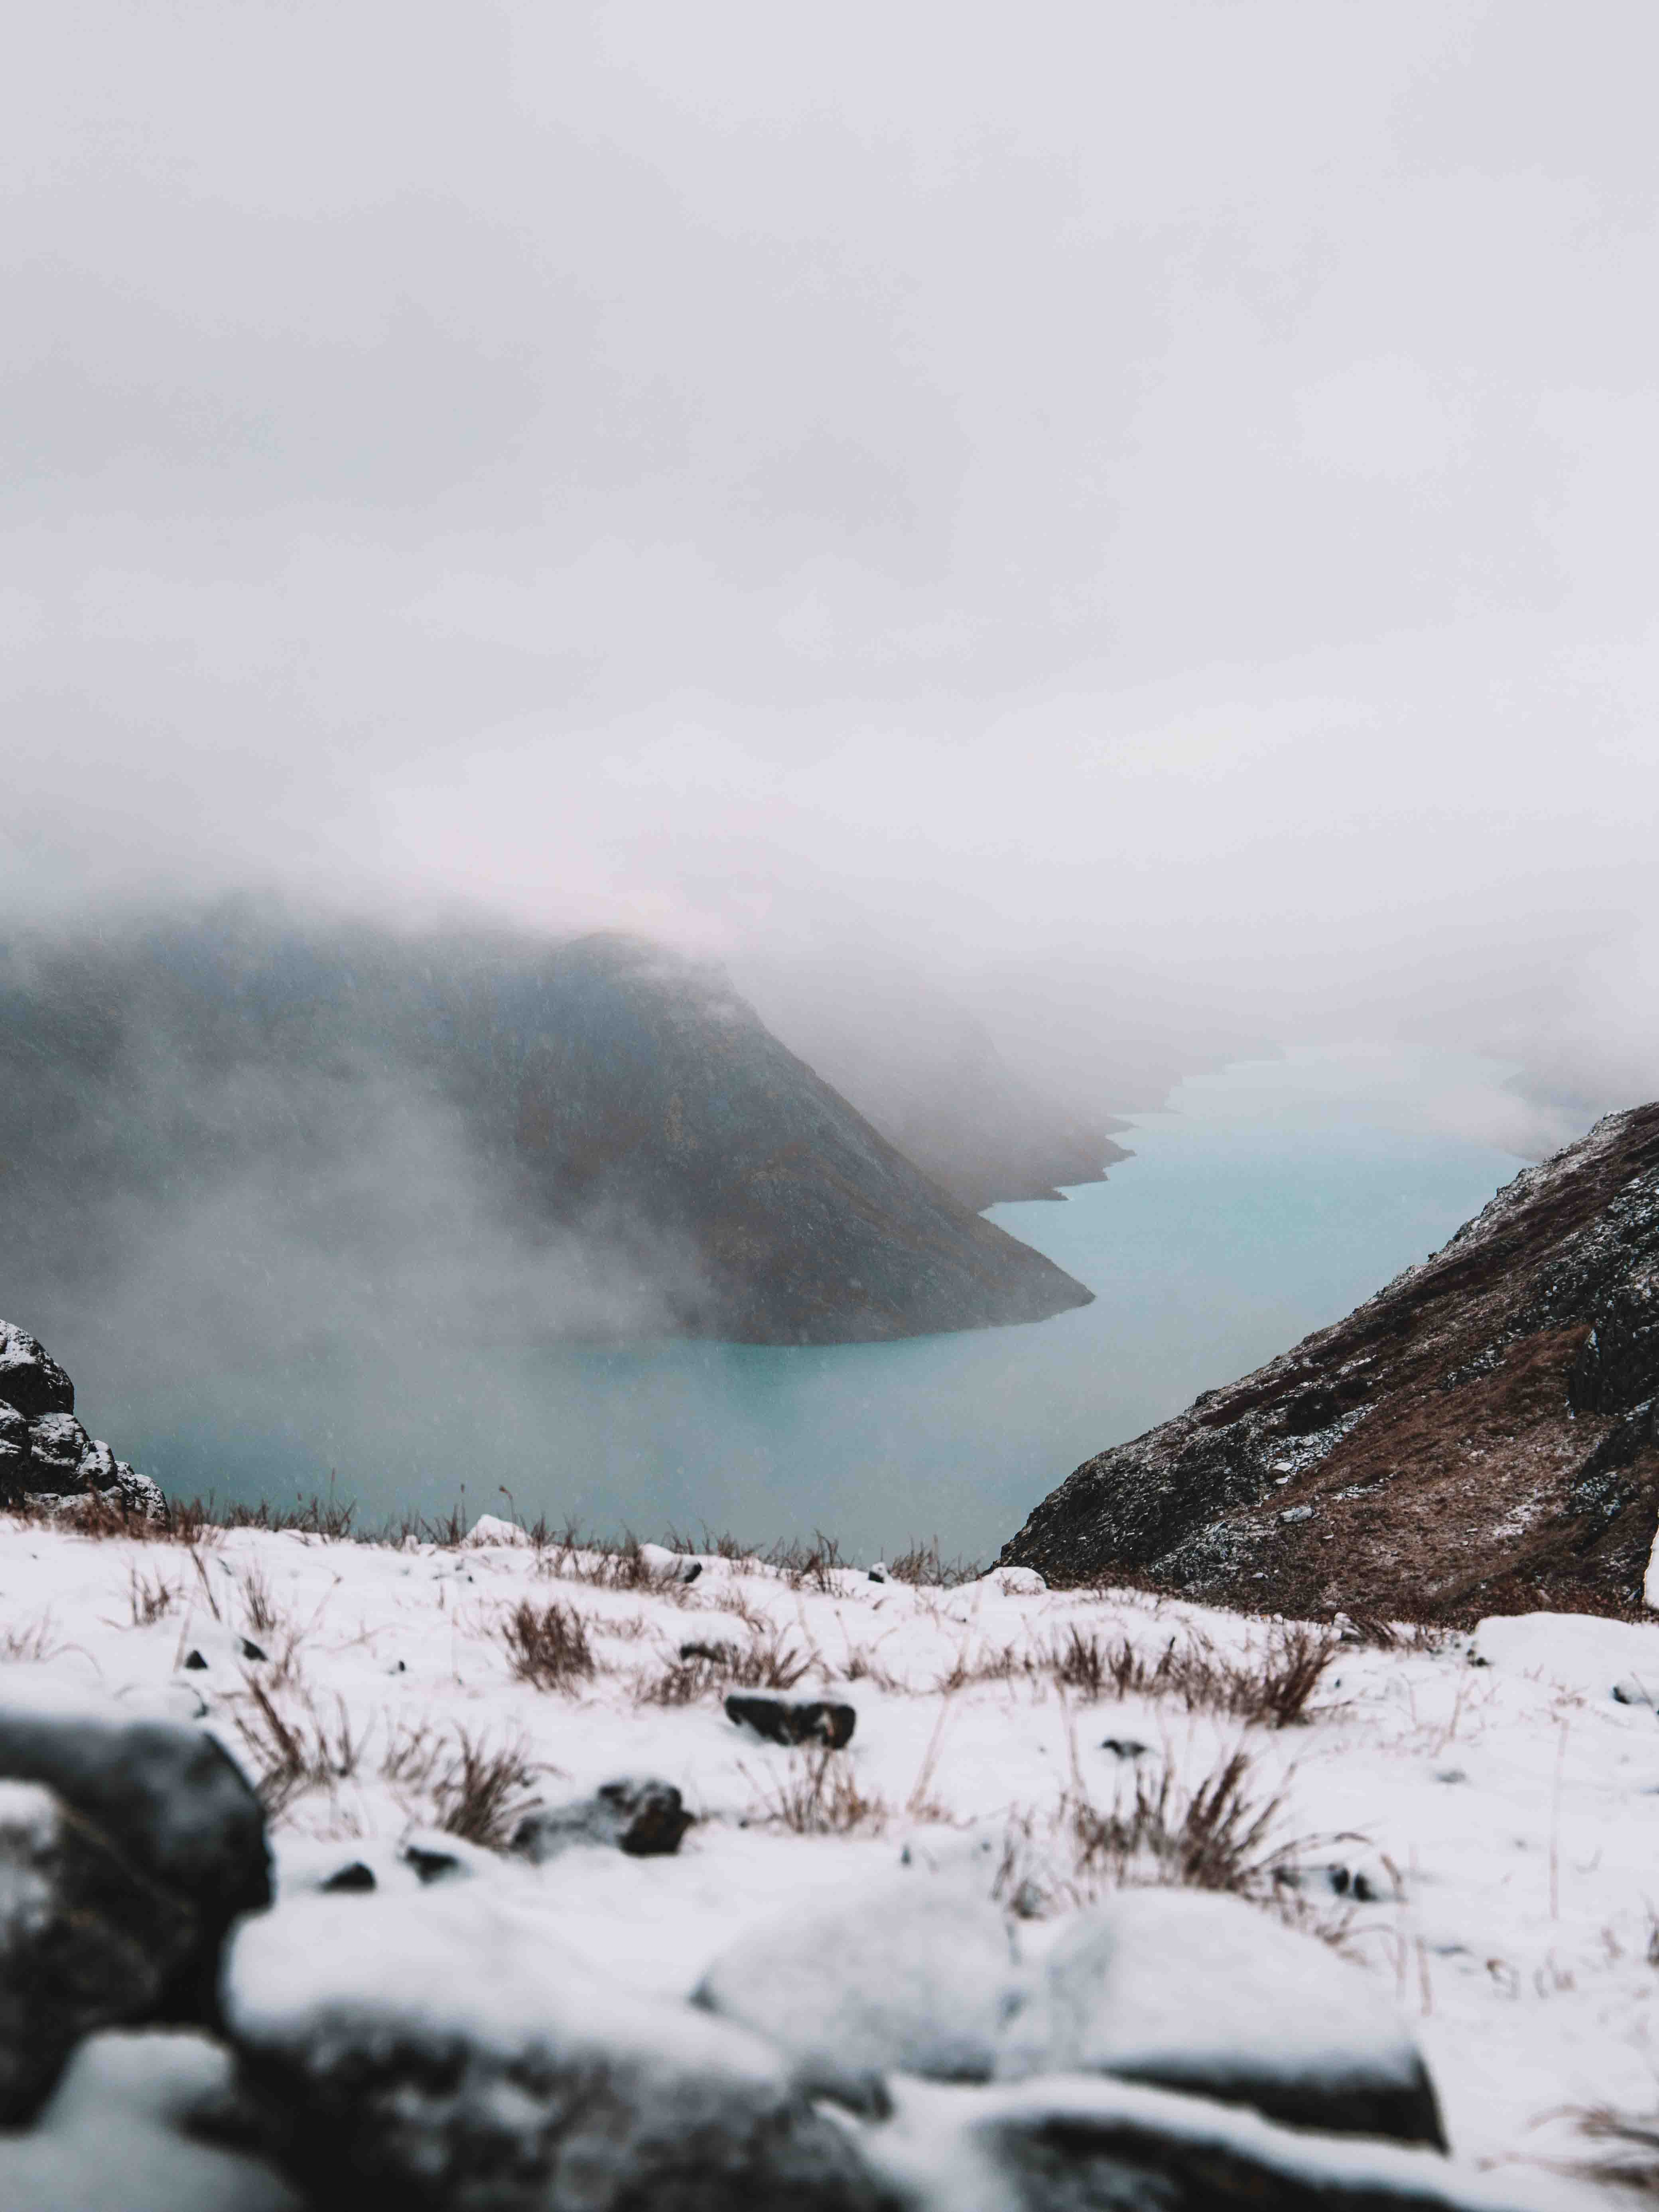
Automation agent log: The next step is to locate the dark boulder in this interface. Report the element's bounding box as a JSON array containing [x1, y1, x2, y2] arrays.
[[725, 1696, 857, 1749], [0, 1322, 74, 1420], [0, 1678, 271, 2014], [0, 1780, 199, 2120]]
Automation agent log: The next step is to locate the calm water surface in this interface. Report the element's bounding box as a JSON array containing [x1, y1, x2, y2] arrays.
[[89, 1047, 1535, 1561]]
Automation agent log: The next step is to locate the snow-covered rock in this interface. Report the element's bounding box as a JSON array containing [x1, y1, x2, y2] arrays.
[[0, 1323, 74, 1421], [511, 1777, 692, 1862], [985, 1564, 1046, 1595], [995, 1886, 1445, 2149], [694, 1873, 1027, 2098], [0, 2029, 299, 2212], [0, 1780, 197, 2119], [852, 2072, 1561, 2212], [222, 1890, 888, 2210], [638, 1541, 703, 1584], [0, 1317, 163, 1513], [463, 1513, 532, 1548], [0, 1671, 270, 2004]]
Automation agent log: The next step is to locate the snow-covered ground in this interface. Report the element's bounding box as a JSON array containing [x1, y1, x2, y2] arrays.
[[5, 1509, 1658, 2196]]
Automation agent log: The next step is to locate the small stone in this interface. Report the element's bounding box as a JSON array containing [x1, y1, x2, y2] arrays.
[[1280, 1505, 1314, 1524], [867, 1563, 889, 1584], [513, 1777, 692, 1862], [183, 1651, 209, 1671], [1099, 1738, 1150, 1760], [318, 1861, 376, 1894], [725, 1695, 856, 1749]]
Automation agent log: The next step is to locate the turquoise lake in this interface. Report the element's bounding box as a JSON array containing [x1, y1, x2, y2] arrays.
[[85, 1046, 1537, 1562]]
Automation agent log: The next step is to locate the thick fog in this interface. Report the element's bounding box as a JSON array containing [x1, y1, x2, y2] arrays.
[[6, 4, 1658, 1131]]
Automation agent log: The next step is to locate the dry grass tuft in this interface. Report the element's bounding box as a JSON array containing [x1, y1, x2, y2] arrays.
[[384, 1721, 545, 1850], [999, 1746, 1305, 1918], [637, 1622, 813, 1706], [127, 1566, 179, 1627], [1042, 1623, 1337, 1727], [887, 1536, 982, 1588], [0, 1615, 61, 1662], [231, 1677, 367, 1818], [501, 1599, 597, 1692], [237, 1562, 281, 1638], [1560, 2104, 1659, 2194], [746, 1747, 889, 1836]]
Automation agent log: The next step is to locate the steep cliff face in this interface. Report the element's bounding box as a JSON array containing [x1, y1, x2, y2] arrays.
[[0, 914, 1092, 1347], [1000, 1103, 1659, 1622]]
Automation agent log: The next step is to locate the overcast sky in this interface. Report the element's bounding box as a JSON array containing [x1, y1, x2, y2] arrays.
[[5, 2, 1657, 1133]]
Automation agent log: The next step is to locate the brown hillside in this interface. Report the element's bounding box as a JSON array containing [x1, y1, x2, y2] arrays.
[[999, 1104, 1659, 1623]]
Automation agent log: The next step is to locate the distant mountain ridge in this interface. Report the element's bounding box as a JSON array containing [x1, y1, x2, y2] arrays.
[[1000, 1102, 1659, 1621], [0, 911, 1093, 1348]]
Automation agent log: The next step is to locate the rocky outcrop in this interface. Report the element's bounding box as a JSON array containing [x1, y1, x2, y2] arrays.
[[1000, 1103, 1659, 1621], [0, 1322, 163, 1517], [0, 913, 1093, 1346]]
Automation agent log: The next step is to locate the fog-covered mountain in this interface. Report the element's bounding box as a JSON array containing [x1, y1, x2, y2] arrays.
[[0, 909, 1093, 1354], [732, 953, 1130, 1211]]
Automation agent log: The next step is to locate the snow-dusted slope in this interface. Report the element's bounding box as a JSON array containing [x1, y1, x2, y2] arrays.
[[2, 1509, 1657, 2197]]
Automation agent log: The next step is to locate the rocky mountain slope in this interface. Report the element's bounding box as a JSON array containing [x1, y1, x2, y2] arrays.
[[0, 911, 1091, 1346], [1000, 1103, 1659, 1621]]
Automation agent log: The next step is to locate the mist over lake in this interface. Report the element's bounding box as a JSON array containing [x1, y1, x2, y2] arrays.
[[61, 1046, 1531, 1561]]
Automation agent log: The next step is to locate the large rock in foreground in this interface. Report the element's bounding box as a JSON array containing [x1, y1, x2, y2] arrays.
[[1001, 1103, 1659, 1621], [222, 1890, 890, 2211], [0, 1781, 197, 2120], [0, 1674, 271, 2013], [995, 1887, 1444, 2148]]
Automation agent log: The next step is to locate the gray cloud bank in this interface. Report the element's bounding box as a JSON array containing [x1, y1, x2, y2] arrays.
[[4, 2, 1657, 1148]]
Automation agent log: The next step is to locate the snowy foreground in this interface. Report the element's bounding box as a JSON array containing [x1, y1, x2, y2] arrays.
[[4, 1511, 1659, 2205]]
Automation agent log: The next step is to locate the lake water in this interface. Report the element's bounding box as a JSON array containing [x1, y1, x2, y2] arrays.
[[85, 1045, 1536, 1562]]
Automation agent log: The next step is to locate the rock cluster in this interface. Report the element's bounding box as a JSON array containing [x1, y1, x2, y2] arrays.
[[0, 1321, 164, 1519], [0, 1663, 1552, 2209]]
